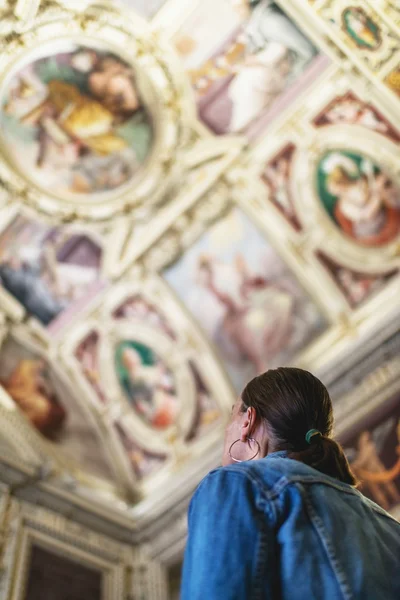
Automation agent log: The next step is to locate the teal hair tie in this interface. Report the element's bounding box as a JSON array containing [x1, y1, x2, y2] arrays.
[[305, 429, 321, 444]]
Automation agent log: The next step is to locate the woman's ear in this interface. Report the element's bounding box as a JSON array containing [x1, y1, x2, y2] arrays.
[[240, 406, 256, 442]]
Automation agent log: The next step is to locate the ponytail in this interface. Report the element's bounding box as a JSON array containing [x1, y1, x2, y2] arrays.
[[289, 436, 358, 486]]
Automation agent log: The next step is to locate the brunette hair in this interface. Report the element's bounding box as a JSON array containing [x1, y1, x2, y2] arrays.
[[241, 367, 357, 486]]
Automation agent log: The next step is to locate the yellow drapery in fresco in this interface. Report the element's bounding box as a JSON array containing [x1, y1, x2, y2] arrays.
[[24, 80, 128, 156]]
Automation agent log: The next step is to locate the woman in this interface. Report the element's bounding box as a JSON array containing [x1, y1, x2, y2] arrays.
[[181, 368, 400, 599]]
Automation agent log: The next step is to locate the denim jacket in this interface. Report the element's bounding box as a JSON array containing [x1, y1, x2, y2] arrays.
[[181, 452, 400, 600]]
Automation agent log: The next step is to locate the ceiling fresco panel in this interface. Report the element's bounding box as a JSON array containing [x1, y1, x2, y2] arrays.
[[173, 0, 326, 140], [0, 212, 106, 333], [165, 207, 327, 392]]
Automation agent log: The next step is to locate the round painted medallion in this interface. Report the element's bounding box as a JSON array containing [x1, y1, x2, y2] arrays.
[[0, 42, 153, 200], [115, 340, 179, 430], [317, 150, 400, 247]]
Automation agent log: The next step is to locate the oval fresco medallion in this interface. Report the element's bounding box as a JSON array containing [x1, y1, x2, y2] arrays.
[[316, 150, 400, 247], [115, 340, 179, 430], [0, 42, 153, 200], [342, 8, 382, 51]]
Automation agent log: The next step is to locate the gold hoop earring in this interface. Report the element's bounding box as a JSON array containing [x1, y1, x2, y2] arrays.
[[228, 437, 260, 463]]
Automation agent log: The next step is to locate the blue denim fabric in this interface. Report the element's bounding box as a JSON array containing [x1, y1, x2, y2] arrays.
[[181, 452, 400, 600]]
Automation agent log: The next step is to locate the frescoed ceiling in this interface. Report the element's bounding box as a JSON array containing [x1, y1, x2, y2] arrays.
[[0, 0, 399, 533]]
